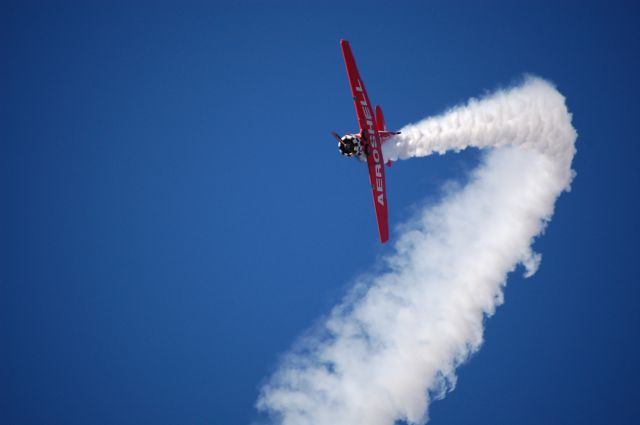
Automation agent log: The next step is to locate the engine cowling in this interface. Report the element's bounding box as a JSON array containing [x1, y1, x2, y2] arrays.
[[338, 135, 362, 157]]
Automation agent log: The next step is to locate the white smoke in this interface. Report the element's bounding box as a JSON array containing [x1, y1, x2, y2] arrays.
[[257, 76, 577, 425]]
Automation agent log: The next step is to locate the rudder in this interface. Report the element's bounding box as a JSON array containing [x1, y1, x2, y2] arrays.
[[375, 105, 387, 132]]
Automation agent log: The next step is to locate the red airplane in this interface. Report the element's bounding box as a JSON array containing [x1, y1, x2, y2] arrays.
[[332, 39, 400, 243]]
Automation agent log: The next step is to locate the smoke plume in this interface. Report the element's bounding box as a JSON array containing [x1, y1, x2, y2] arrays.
[[257, 77, 577, 425]]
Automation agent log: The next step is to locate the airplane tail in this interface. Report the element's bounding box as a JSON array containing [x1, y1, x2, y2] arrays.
[[376, 105, 400, 168], [375, 105, 387, 132], [375, 105, 401, 143]]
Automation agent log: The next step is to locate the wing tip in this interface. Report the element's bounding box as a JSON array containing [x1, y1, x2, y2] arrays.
[[379, 221, 389, 244]]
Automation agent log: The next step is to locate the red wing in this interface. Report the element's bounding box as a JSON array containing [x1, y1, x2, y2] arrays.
[[340, 40, 373, 132], [366, 147, 389, 243], [341, 40, 389, 243]]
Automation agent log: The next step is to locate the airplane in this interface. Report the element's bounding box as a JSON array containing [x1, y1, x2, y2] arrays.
[[332, 39, 400, 243]]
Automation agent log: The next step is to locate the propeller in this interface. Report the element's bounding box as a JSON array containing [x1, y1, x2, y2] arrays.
[[331, 131, 345, 145]]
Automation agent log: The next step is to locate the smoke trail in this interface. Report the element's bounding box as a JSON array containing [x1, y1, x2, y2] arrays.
[[257, 77, 577, 425]]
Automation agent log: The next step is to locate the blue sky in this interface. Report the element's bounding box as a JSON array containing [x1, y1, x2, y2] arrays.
[[2, 1, 639, 424]]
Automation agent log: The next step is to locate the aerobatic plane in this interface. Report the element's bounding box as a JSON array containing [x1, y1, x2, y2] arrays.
[[332, 39, 400, 243]]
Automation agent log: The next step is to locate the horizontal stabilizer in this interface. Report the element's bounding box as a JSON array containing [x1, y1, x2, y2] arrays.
[[379, 130, 401, 143]]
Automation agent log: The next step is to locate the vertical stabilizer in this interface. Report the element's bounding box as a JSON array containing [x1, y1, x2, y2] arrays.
[[375, 105, 386, 132]]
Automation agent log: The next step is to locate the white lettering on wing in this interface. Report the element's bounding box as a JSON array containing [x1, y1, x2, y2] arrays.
[[355, 79, 385, 206]]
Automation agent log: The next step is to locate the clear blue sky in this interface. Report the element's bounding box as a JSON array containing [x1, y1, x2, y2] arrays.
[[2, 1, 639, 424]]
